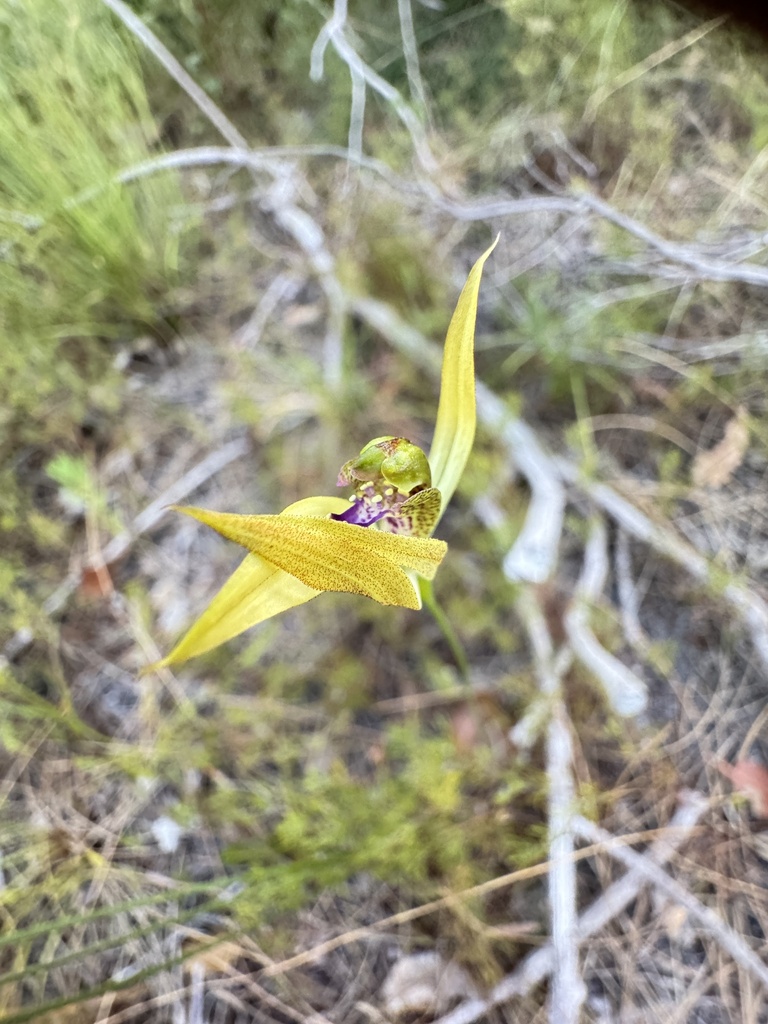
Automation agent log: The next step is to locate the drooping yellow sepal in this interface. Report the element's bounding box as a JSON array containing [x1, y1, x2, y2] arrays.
[[152, 496, 347, 668], [153, 552, 318, 668]]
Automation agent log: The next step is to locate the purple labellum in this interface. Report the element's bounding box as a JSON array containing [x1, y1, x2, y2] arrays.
[[331, 498, 391, 528], [332, 455, 440, 537], [330, 480, 409, 532]]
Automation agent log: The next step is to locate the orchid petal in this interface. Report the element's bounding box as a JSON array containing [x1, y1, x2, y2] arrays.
[[429, 237, 498, 515], [172, 502, 447, 608]]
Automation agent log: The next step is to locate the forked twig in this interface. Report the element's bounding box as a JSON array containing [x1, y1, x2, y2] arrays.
[[564, 517, 649, 716], [310, 0, 437, 173], [556, 460, 768, 670], [574, 813, 768, 991]]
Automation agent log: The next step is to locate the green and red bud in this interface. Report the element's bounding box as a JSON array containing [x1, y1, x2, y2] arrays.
[[337, 436, 432, 495]]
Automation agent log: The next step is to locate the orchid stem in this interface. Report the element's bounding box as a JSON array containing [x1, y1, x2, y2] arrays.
[[419, 577, 469, 680]]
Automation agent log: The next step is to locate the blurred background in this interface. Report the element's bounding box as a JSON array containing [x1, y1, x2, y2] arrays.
[[4, 0, 768, 1020]]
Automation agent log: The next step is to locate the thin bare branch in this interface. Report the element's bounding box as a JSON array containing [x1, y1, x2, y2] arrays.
[[579, 190, 768, 288], [98, 0, 249, 150], [233, 274, 301, 350], [557, 460, 768, 670], [101, 438, 251, 567], [614, 528, 648, 650], [348, 65, 366, 159], [260, 171, 346, 392], [310, 0, 349, 81], [398, 0, 429, 113], [437, 193, 578, 220], [439, 184, 768, 287], [310, 0, 437, 173], [494, 398, 566, 585], [546, 703, 583, 1023]]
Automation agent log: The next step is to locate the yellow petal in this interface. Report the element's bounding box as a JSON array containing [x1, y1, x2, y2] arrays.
[[172, 504, 447, 608], [429, 237, 498, 515], [153, 496, 348, 668]]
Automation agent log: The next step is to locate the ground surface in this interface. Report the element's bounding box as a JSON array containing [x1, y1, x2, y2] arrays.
[[4, 1, 768, 1022]]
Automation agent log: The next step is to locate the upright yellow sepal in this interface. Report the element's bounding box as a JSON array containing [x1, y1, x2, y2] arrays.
[[429, 236, 498, 516]]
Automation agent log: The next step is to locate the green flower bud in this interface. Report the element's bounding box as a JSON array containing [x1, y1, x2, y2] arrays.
[[339, 437, 432, 495]]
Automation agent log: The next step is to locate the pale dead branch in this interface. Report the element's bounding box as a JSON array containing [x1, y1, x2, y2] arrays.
[[99, 0, 249, 149], [516, 595, 583, 1023], [397, 0, 429, 114], [556, 459, 768, 670], [310, 0, 437, 173]]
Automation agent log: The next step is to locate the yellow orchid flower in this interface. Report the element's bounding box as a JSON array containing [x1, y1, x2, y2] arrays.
[[154, 238, 496, 667]]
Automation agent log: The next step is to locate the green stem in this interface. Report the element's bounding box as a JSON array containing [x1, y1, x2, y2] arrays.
[[419, 577, 469, 680]]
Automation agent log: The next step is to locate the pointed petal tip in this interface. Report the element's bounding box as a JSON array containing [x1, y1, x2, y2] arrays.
[[428, 238, 496, 509]]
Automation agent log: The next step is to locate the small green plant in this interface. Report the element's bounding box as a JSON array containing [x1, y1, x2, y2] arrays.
[[45, 454, 122, 536]]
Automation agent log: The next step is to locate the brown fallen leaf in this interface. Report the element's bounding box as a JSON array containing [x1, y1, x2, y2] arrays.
[[692, 407, 749, 489], [450, 703, 479, 755], [79, 563, 114, 599], [717, 759, 768, 817]]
